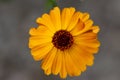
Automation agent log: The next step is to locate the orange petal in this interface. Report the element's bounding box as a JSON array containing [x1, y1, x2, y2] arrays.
[[74, 36, 100, 48], [67, 12, 83, 31], [72, 44, 94, 66], [31, 43, 53, 61], [70, 19, 85, 36], [73, 19, 94, 35], [50, 7, 61, 31], [29, 26, 53, 37], [29, 36, 52, 49], [41, 47, 57, 70], [36, 14, 56, 33], [81, 13, 90, 22], [60, 52, 67, 78], [42, 47, 57, 75], [92, 26, 100, 33], [52, 49, 62, 75], [65, 50, 81, 76], [61, 7, 75, 30], [68, 45, 87, 72]]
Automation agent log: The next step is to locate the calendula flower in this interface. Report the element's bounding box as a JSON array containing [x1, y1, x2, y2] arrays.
[[29, 7, 100, 78]]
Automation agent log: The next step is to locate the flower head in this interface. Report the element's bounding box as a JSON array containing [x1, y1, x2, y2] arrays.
[[29, 7, 100, 78]]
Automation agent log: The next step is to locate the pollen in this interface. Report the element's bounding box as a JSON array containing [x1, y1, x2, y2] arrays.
[[52, 30, 73, 51]]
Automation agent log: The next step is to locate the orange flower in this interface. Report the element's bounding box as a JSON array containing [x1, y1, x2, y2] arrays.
[[29, 7, 100, 78]]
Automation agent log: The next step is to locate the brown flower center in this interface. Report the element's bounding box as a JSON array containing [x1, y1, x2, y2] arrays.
[[52, 30, 73, 51]]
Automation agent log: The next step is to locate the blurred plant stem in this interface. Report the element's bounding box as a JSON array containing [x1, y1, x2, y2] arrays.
[[44, 0, 58, 12]]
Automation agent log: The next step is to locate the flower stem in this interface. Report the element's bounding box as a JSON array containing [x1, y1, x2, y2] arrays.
[[44, 0, 58, 12]]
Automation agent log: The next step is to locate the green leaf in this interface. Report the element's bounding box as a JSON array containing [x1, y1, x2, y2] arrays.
[[44, 0, 58, 12]]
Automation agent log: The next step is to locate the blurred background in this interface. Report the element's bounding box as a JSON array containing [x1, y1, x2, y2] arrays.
[[0, 0, 120, 80]]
